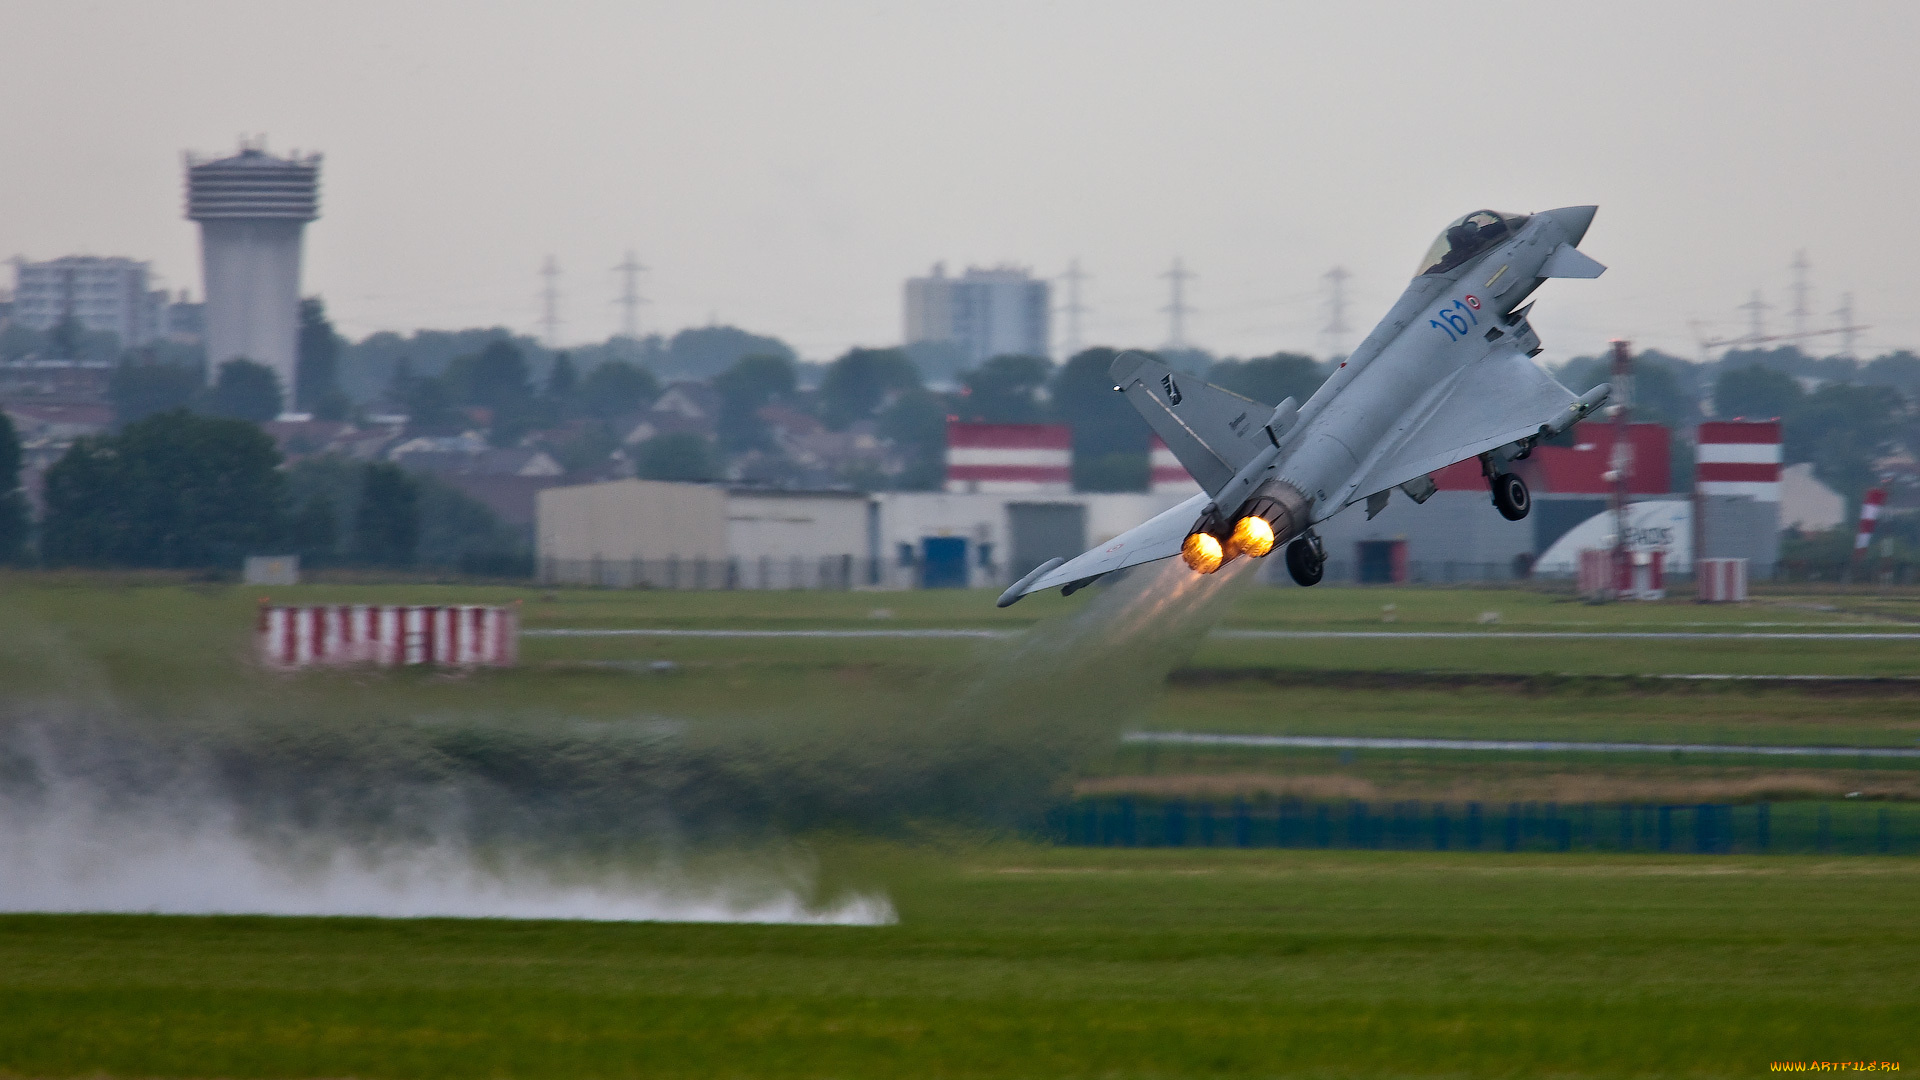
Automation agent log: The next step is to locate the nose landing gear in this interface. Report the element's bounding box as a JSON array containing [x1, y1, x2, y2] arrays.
[[1285, 532, 1325, 587]]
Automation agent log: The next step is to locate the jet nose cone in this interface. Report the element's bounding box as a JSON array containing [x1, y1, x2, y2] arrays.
[[1543, 205, 1598, 245]]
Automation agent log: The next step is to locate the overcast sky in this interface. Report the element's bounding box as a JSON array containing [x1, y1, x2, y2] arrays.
[[4, 1, 1915, 366]]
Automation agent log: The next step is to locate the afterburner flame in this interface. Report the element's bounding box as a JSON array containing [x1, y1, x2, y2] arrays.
[[1230, 515, 1276, 558], [1181, 532, 1224, 574]]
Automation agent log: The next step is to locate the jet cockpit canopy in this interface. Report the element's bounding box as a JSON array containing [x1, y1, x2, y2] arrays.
[[1415, 210, 1530, 277]]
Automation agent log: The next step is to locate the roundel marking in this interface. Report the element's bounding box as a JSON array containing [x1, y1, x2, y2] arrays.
[[1464, 294, 1481, 310]]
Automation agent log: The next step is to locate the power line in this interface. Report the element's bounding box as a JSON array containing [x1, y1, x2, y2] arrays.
[[613, 251, 648, 340], [1058, 258, 1090, 359], [1322, 266, 1351, 359], [1738, 289, 1770, 341], [1789, 250, 1810, 336], [539, 256, 562, 347], [1161, 258, 1195, 350], [1833, 293, 1859, 358], [1696, 320, 1869, 358], [1693, 263, 1868, 359]]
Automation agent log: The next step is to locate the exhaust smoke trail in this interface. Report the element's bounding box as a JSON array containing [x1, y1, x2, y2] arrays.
[[0, 739, 892, 923], [0, 708, 899, 923], [899, 556, 1261, 823], [0, 559, 1251, 918], [0, 817, 894, 923]]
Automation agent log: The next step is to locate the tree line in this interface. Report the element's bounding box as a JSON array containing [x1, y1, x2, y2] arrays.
[[0, 409, 524, 573], [23, 281, 1920, 556], [609, 345, 1333, 492], [1553, 345, 1920, 507], [0, 344, 1344, 571], [328, 319, 1334, 494]]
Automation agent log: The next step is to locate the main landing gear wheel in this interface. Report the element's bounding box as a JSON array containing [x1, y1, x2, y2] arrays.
[[1285, 534, 1325, 587], [1492, 472, 1531, 521]]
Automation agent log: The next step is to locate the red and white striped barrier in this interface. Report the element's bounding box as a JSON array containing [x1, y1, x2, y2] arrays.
[[1696, 558, 1749, 602], [1577, 549, 1612, 600], [258, 605, 518, 670], [1579, 548, 1665, 601], [1855, 488, 1888, 553]]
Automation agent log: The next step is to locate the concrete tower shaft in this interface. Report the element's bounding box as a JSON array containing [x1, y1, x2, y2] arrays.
[[185, 143, 321, 398]]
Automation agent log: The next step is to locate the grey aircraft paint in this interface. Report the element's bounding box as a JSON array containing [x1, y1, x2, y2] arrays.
[[1000, 205, 1611, 606]]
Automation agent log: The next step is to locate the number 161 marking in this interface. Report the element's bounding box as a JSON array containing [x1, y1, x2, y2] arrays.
[[1429, 298, 1480, 341]]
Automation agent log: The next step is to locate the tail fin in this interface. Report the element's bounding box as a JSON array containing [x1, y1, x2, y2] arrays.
[[1109, 351, 1273, 495]]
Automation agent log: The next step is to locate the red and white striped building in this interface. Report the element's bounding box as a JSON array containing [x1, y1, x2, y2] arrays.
[[258, 605, 518, 670], [944, 421, 1072, 495], [1696, 420, 1783, 502], [1150, 436, 1201, 495]]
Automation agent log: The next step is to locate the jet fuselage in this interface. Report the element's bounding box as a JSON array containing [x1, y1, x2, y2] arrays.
[[1267, 205, 1597, 523]]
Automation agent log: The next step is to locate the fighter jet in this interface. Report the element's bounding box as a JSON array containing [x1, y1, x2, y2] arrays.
[[998, 205, 1612, 606]]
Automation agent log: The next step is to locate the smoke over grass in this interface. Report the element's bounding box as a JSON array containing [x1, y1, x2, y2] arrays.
[[0, 565, 1251, 917]]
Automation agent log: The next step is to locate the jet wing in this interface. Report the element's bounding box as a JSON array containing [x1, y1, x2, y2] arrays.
[[1110, 352, 1271, 494], [1003, 491, 1210, 600], [1341, 348, 1578, 506]]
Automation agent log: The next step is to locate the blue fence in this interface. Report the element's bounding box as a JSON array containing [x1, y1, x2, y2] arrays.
[[1049, 798, 1920, 856]]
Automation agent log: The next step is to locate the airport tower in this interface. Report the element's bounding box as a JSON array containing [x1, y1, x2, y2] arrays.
[[184, 140, 321, 396]]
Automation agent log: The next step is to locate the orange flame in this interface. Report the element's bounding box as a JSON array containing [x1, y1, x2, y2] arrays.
[[1230, 515, 1276, 558], [1181, 532, 1224, 574]]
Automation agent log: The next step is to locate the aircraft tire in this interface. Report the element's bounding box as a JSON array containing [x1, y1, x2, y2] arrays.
[[1285, 536, 1324, 587], [1493, 472, 1531, 521]]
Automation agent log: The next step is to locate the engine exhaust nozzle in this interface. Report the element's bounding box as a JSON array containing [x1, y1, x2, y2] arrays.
[[1229, 515, 1276, 558], [1182, 480, 1310, 574], [1231, 479, 1311, 557], [1181, 531, 1225, 574]]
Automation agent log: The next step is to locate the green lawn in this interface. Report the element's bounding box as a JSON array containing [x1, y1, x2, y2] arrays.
[[2, 576, 1918, 1075], [8, 574, 1920, 704], [6, 574, 1919, 809], [1143, 679, 1920, 747], [0, 843, 1913, 1078]]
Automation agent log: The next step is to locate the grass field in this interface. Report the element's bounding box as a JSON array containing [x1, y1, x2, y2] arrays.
[[3, 573, 1918, 1075], [2, 843, 1915, 1078], [6, 573, 1920, 805]]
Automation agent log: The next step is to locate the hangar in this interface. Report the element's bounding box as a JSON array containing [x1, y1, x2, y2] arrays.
[[536, 480, 870, 589], [536, 419, 1805, 591]]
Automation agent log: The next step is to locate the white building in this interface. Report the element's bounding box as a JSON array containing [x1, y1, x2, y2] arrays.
[[1780, 462, 1845, 533], [537, 479, 871, 589], [904, 264, 1050, 364], [534, 475, 1196, 593], [186, 141, 321, 394], [10, 256, 168, 347], [1532, 499, 1695, 577], [871, 490, 1191, 589]]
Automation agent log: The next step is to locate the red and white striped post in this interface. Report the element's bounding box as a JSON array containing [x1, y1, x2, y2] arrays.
[[1606, 340, 1634, 601], [1852, 487, 1888, 583]]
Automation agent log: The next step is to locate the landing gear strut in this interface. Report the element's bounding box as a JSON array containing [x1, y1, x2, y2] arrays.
[[1492, 472, 1531, 521], [1285, 532, 1325, 587]]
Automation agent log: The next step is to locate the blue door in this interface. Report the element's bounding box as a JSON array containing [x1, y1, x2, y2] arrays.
[[921, 537, 969, 588]]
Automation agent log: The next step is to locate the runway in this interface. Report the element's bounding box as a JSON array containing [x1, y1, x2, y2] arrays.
[[1211, 630, 1920, 641], [522, 627, 1018, 639], [526, 626, 1916, 641], [1123, 731, 1920, 759]]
